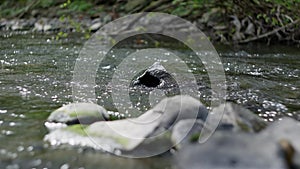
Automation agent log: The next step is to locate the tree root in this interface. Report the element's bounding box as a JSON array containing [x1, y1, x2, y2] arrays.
[[238, 19, 300, 44]]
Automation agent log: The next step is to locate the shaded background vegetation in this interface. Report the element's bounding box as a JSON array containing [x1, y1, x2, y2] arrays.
[[1, 0, 300, 44]]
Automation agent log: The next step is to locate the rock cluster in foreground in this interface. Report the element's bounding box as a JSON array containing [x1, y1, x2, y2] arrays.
[[44, 94, 300, 169]]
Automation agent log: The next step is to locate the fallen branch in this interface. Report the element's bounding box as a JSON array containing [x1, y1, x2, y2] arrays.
[[238, 19, 300, 43]]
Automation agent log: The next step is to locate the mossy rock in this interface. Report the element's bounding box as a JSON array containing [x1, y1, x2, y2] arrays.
[[47, 103, 109, 125], [44, 95, 210, 153]]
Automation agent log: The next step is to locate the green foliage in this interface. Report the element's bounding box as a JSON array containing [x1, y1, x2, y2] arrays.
[[171, 0, 208, 16], [67, 0, 93, 12], [1, 0, 299, 42], [56, 31, 68, 40], [0, 0, 101, 18], [38, 0, 55, 8], [0, 0, 40, 17], [55, 0, 92, 40]]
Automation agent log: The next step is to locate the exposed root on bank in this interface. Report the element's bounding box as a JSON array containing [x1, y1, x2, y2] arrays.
[[238, 19, 300, 44]]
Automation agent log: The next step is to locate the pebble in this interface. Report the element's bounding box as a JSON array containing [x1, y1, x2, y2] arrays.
[[90, 22, 102, 32], [60, 164, 70, 169]]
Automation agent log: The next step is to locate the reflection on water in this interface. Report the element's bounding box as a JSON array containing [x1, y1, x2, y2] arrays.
[[219, 45, 300, 121], [0, 32, 299, 168]]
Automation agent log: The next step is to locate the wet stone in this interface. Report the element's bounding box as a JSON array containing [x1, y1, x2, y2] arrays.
[[133, 62, 178, 89], [260, 117, 300, 152], [293, 152, 300, 169], [211, 102, 268, 132], [44, 95, 208, 153], [176, 132, 287, 169], [46, 103, 109, 126], [153, 95, 208, 129], [171, 119, 205, 147], [176, 117, 300, 169], [90, 22, 102, 32]]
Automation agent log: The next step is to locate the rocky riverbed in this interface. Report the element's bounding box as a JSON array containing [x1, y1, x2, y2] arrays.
[[43, 63, 300, 169], [44, 95, 300, 169]]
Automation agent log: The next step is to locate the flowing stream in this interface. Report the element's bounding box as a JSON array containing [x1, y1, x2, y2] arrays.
[[0, 32, 299, 169]]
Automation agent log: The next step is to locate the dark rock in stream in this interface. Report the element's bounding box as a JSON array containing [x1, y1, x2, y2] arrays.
[[132, 62, 179, 89], [129, 62, 180, 112]]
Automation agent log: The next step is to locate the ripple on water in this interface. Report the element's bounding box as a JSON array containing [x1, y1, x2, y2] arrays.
[[0, 33, 299, 168]]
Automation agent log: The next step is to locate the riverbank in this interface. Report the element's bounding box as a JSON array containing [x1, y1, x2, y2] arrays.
[[1, 0, 300, 45]]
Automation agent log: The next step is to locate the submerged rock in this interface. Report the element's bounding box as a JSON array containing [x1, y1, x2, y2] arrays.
[[47, 103, 109, 125]]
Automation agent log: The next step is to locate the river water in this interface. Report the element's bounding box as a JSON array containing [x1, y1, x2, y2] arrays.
[[0, 32, 299, 168]]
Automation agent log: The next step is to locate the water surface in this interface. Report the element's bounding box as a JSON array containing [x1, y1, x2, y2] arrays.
[[0, 32, 299, 168]]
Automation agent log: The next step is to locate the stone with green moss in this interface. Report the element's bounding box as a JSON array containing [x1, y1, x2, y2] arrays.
[[44, 109, 162, 151], [44, 95, 210, 152], [47, 102, 109, 125]]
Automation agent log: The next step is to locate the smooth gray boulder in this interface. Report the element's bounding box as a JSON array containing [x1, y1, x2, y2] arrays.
[[153, 95, 208, 129], [171, 119, 205, 148], [212, 102, 267, 132], [47, 103, 109, 125], [45, 109, 162, 152], [176, 132, 287, 169], [260, 117, 300, 167], [260, 117, 300, 152], [293, 152, 300, 169], [176, 117, 300, 169], [44, 95, 208, 153], [171, 102, 267, 149]]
